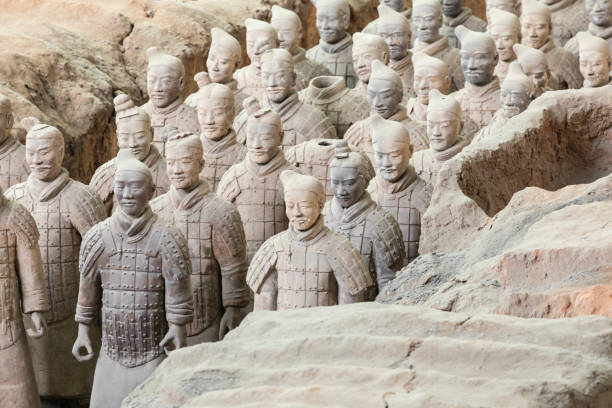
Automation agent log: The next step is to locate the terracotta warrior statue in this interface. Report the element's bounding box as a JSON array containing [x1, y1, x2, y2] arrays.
[[411, 90, 467, 185], [247, 170, 373, 310], [0, 188, 49, 408], [235, 49, 337, 150], [151, 130, 249, 345], [577, 31, 612, 87], [411, 0, 465, 91], [406, 52, 451, 123], [0, 95, 29, 191], [235, 18, 279, 102], [299, 75, 370, 137], [540, 0, 590, 47], [488, 9, 521, 83], [376, 3, 415, 97], [346, 60, 428, 165], [323, 141, 405, 294], [185, 28, 248, 115], [520, 0, 582, 89], [142, 47, 199, 156], [72, 150, 193, 408], [6, 121, 106, 404], [364, 0, 412, 34], [451, 26, 501, 130], [368, 115, 432, 265], [306, 0, 358, 88], [352, 32, 390, 97], [513, 43, 554, 97], [90, 94, 170, 215], [565, 0, 612, 57], [270, 5, 331, 91], [486, 0, 520, 18], [441, 0, 487, 48], [195, 83, 247, 192], [218, 107, 296, 262], [473, 63, 534, 143], [285, 138, 375, 201]]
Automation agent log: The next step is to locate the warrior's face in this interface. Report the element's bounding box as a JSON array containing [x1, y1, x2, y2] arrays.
[[165, 142, 203, 191], [412, 7, 442, 43], [379, 23, 410, 60], [147, 65, 184, 109], [521, 63, 549, 97], [26, 137, 63, 182], [460, 39, 498, 86], [316, 6, 349, 44], [117, 118, 152, 161], [247, 34, 276, 69], [586, 0, 612, 26], [285, 189, 322, 231], [367, 79, 402, 119], [490, 25, 519, 62], [374, 139, 412, 182], [427, 109, 461, 151], [272, 19, 301, 55], [501, 83, 531, 118], [197, 99, 234, 141], [207, 46, 239, 84], [521, 14, 550, 49], [262, 60, 295, 103], [441, 0, 463, 17], [330, 166, 365, 208], [414, 66, 451, 105], [114, 170, 154, 217], [580, 51, 612, 88], [246, 122, 281, 164], [353, 45, 388, 83], [380, 0, 407, 12]]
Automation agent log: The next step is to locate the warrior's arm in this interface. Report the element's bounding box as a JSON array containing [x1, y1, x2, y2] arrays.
[[161, 227, 194, 327], [254, 270, 278, 311], [16, 236, 49, 315]]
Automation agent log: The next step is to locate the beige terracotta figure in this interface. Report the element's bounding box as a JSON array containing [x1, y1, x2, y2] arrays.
[[411, 90, 467, 185], [520, 0, 582, 89], [90, 94, 170, 215], [0, 189, 49, 408], [5, 121, 106, 404], [411, 0, 465, 91], [541, 0, 590, 47], [473, 62, 535, 142], [323, 141, 405, 295], [441, 0, 487, 48], [376, 3, 415, 97], [247, 170, 372, 310], [345, 60, 428, 165], [142, 47, 199, 157], [285, 138, 375, 201], [306, 0, 358, 88], [0, 95, 29, 191], [565, 0, 612, 57], [218, 107, 296, 262], [577, 31, 612, 87], [488, 9, 521, 83], [513, 43, 554, 96], [270, 6, 332, 91], [235, 49, 337, 150], [368, 115, 431, 265], [352, 33, 390, 98], [195, 83, 247, 192], [185, 28, 248, 115], [364, 0, 412, 34], [72, 150, 193, 408], [235, 19, 279, 102], [486, 0, 521, 18], [299, 75, 370, 137], [451, 26, 501, 130], [151, 130, 249, 345]]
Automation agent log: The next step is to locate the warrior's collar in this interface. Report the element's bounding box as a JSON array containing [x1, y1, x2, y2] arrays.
[[289, 214, 326, 244], [330, 191, 376, 225], [320, 32, 353, 54], [27, 168, 70, 202], [169, 179, 211, 211], [245, 148, 288, 177], [376, 166, 417, 194], [113, 205, 156, 241]]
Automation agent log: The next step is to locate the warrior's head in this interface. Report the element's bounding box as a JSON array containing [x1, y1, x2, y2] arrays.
[[577, 31, 612, 88], [426, 89, 462, 152], [330, 140, 372, 208], [501, 62, 534, 118], [261, 48, 297, 104], [513, 43, 551, 97], [367, 60, 403, 119], [313, 0, 351, 44], [412, 52, 451, 106], [114, 149, 155, 217], [281, 169, 325, 231], [271, 6, 303, 56], [114, 94, 152, 161], [377, 3, 411, 61], [164, 127, 204, 192], [245, 101, 282, 165], [412, 0, 443, 44], [196, 83, 235, 141], [457, 26, 498, 86], [23, 119, 64, 182], [371, 114, 413, 182], [146, 47, 185, 109], [207, 28, 241, 84]]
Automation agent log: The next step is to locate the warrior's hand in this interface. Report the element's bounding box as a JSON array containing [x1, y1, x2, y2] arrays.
[[26, 312, 47, 338], [72, 324, 95, 362], [219, 306, 242, 340], [160, 323, 187, 354]]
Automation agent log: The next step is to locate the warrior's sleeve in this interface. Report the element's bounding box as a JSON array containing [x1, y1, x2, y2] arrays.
[[233, 109, 249, 145], [327, 234, 374, 302], [88, 160, 116, 215], [413, 179, 433, 215], [9, 202, 49, 314], [217, 166, 241, 202], [370, 210, 406, 287], [75, 223, 105, 325], [159, 225, 194, 326], [247, 237, 278, 311], [69, 183, 108, 236], [211, 199, 249, 308]]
